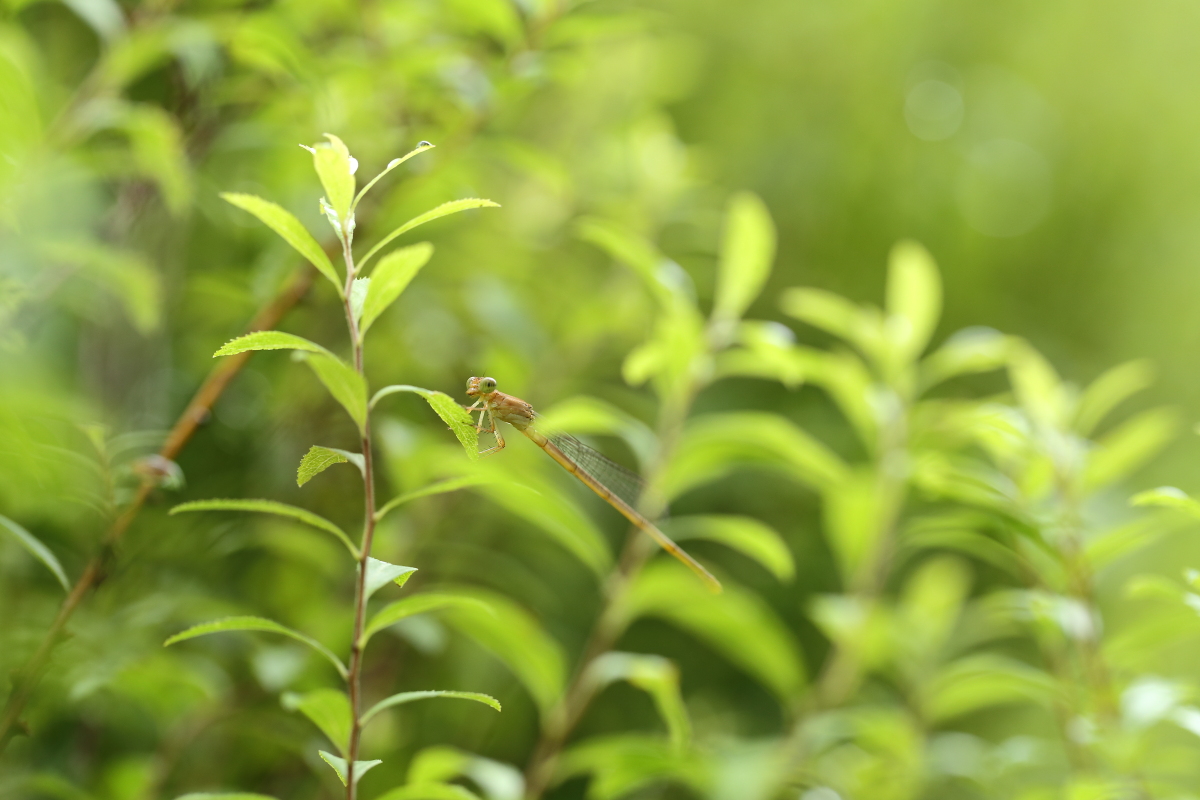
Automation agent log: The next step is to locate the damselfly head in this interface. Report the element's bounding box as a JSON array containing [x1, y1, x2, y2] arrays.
[[465, 376, 498, 397]]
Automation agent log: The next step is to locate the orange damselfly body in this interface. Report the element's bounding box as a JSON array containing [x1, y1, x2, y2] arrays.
[[464, 376, 721, 593]]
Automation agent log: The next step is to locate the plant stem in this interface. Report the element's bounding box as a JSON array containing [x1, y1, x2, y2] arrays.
[[772, 383, 910, 793], [522, 389, 694, 799], [0, 267, 314, 754], [338, 230, 378, 800]]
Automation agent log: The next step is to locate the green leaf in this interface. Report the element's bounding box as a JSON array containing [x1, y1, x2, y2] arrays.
[[662, 515, 794, 581], [363, 557, 417, 599], [437, 587, 567, 717], [586, 653, 690, 749], [42, 241, 162, 334], [213, 330, 332, 359], [713, 191, 776, 323], [360, 243, 435, 334], [297, 445, 363, 487], [885, 240, 941, 363], [303, 353, 368, 432], [359, 199, 500, 271], [174, 795, 280, 800], [221, 193, 341, 294], [164, 616, 346, 677], [574, 217, 675, 305], [471, 479, 612, 578], [1007, 340, 1066, 428], [406, 747, 473, 785], [371, 385, 478, 459], [533, 395, 658, 469], [665, 412, 847, 499], [801, 348, 878, 447], [897, 556, 972, 660], [1074, 359, 1155, 436], [622, 298, 707, 400], [319, 751, 382, 788], [352, 141, 436, 210], [925, 654, 1058, 722], [823, 468, 886, 585], [362, 592, 493, 646], [375, 475, 495, 523], [114, 103, 192, 215], [918, 327, 1011, 393], [282, 688, 352, 753], [361, 691, 500, 727], [902, 514, 1025, 577], [1131, 486, 1200, 516], [374, 785, 480, 800], [0, 514, 69, 590], [557, 734, 706, 800], [713, 321, 807, 388], [780, 287, 881, 357], [309, 133, 355, 223], [1086, 515, 1182, 571], [1084, 407, 1180, 490], [403, 746, 521, 800], [170, 498, 358, 558], [620, 562, 805, 701]]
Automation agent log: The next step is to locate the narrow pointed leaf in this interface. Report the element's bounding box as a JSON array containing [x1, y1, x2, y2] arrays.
[[364, 557, 418, 599], [282, 688, 352, 753], [404, 747, 522, 800], [360, 243, 434, 333], [353, 141, 435, 209], [713, 191, 775, 323], [1131, 486, 1200, 515], [359, 199, 499, 271], [663, 515, 794, 581], [575, 217, 675, 306], [1084, 407, 1180, 490], [361, 691, 500, 727], [1075, 359, 1155, 436], [310, 134, 355, 221], [304, 354, 368, 433], [298, 445, 363, 487], [0, 514, 69, 590], [170, 498, 358, 557], [586, 653, 690, 749], [374, 786, 479, 800], [886, 240, 941, 362], [362, 592, 493, 646], [213, 331, 333, 359], [371, 385, 477, 459], [437, 588, 566, 717], [319, 751, 382, 787], [221, 193, 340, 293], [376, 475, 494, 522], [620, 562, 805, 701], [164, 616, 346, 677]]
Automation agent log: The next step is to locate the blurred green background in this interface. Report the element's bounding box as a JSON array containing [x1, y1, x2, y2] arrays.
[[5, 1, 1200, 799]]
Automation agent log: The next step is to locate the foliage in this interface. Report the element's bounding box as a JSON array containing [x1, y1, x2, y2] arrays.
[[3, 2, 1200, 800]]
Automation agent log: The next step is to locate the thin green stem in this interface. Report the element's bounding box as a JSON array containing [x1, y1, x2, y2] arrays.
[[522, 382, 698, 799], [773, 380, 910, 795], [337, 229, 378, 800]]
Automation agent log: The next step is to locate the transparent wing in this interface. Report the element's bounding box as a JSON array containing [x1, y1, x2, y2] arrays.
[[543, 430, 646, 511]]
